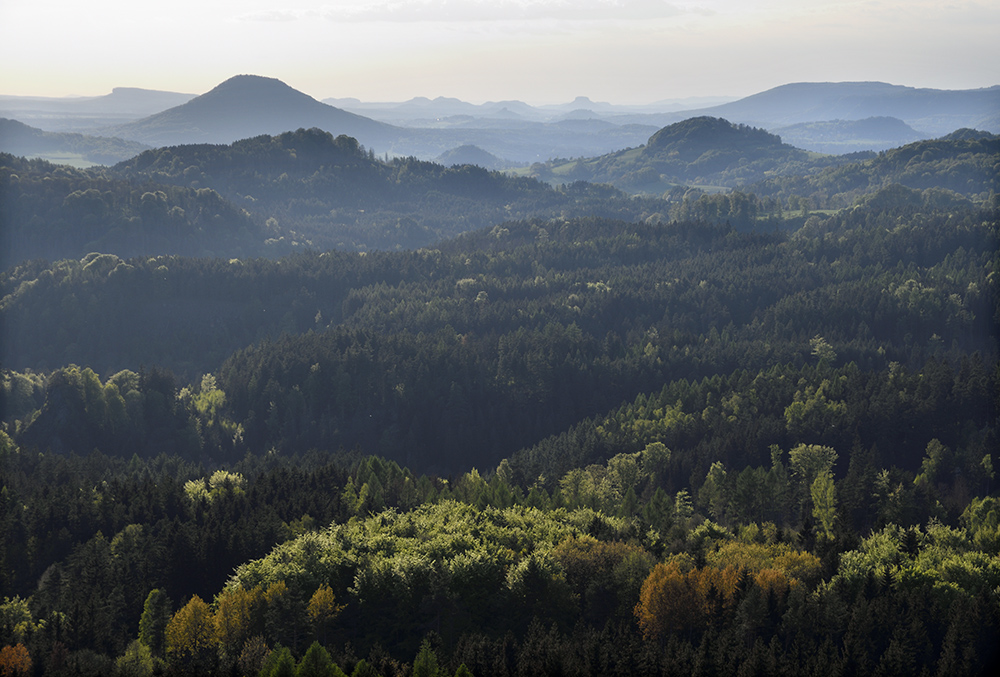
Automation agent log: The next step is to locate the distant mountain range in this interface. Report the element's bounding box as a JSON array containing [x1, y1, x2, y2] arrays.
[[1, 76, 996, 167], [0, 87, 196, 131], [698, 82, 1000, 136], [322, 94, 737, 124]]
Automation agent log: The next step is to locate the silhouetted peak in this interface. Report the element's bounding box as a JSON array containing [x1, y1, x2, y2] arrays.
[[211, 74, 287, 90]]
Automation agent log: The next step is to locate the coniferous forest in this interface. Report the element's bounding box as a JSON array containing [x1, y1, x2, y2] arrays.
[[1, 120, 998, 677]]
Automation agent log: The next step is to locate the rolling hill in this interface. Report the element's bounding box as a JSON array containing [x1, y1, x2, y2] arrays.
[[0, 117, 150, 166], [435, 144, 515, 169], [771, 116, 929, 154], [524, 116, 847, 193], [745, 131, 1000, 206]]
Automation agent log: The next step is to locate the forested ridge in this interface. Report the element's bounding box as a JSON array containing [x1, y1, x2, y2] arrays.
[[0, 128, 674, 268], [1, 122, 999, 676]]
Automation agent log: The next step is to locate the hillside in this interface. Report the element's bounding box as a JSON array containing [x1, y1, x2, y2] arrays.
[[612, 82, 1000, 136], [745, 133, 1000, 207], [704, 82, 1000, 132], [4, 198, 995, 471], [0, 117, 150, 166], [1, 193, 996, 674], [436, 144, 514, 170], [0, 129, 675, 266], [525, 116, 846, 193], [0, 153, 266, 269], [771, 116, 929, 154], [101, 75, 401, 149], [107, 127, 672, 251], [2, 79, 999, 677]]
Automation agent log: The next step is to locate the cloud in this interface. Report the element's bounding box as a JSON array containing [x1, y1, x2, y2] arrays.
[[239, 1, 686, 24], [239, 9, 303, 22]]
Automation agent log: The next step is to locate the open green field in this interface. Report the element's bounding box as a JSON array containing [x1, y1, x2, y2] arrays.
[[28, 151, 99, 168]]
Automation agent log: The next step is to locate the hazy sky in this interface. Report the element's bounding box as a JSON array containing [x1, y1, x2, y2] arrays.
[[2, 0, 997, 103]]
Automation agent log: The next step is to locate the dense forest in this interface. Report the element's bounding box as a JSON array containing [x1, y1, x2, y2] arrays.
[[0, 129, 672, 268], [526, 119, 999, 203], [1, 119, 998, 676]]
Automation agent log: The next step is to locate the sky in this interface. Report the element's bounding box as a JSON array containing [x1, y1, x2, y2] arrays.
[[1, 0, 998, 104]]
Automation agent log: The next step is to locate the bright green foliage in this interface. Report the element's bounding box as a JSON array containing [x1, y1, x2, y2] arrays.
[[674, 489, 694, 522], [350, 659, 382, 677], [810, 471, 838, 539], [296, 642, 344, 677], [138, 589, 171, 658], [961, 497, 1000, 553], [115, 639, 154, 677], [788, 444, 838, 510], [829, 523, 1000, 603], [699, 461, 729, 521], [0, 597, 35, 647], [412, 639, 440, 677], [184, 469, 247, 504], [809, 335, 836, 365], [260, 646, 296, 677], [784, 385, 846, 439], [914, 439, 949, 489], [231, 501, 611, 595]]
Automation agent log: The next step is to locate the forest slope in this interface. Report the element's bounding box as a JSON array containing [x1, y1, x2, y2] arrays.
[[524, 117, 857, 193], [0, 130, 671, 267], [4, 201, 995, 474]]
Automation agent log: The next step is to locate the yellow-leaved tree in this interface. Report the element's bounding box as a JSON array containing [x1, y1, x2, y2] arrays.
[[307, 584, 345, 645], [165, 595, 216, 672]]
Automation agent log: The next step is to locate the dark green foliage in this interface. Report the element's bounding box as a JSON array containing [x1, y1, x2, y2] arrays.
[[2, 130, 998, 676], [746, 135, 1000, 208], [0, 154, 263, 268], [527, 117, 851, 193], [106, 128, 673, 253], [5, 202, 993, 476]]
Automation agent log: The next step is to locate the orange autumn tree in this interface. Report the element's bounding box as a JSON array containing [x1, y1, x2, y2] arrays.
[[634, 561, 743, 640], [752, 568, 794, 607], [0, 644, 32, 677], [635, 560, 702, 639]]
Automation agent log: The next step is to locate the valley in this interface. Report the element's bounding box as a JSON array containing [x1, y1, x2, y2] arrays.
[[0, 74, 998, 677]]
